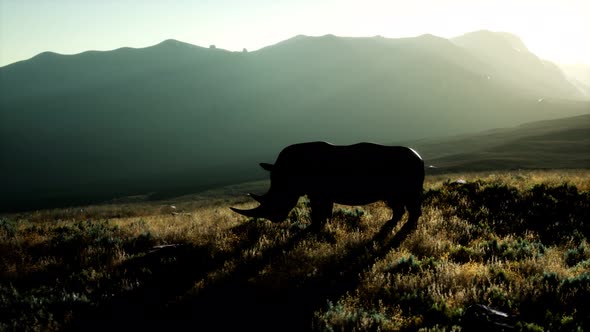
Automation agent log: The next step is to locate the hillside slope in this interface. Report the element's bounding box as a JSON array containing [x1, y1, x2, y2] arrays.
[[411, 113, 590, 171]]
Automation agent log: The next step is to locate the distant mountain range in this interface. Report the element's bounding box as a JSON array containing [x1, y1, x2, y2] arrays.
[[1, 30, 589, 211]]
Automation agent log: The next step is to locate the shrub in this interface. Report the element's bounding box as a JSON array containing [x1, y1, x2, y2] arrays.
[[564, 241, 590, 267], [0, 218, 18, 239], [331, 207, 367, 232], [48, 220, 124, 267]]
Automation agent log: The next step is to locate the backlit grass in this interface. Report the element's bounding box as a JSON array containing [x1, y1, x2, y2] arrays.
[[1, 170, 589, 331]]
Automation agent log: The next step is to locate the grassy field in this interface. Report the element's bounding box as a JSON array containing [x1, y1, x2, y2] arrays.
[[1, 170, 589, 331]]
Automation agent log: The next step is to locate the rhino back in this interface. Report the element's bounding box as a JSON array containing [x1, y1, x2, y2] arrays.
[[270, 142, 423, 201]]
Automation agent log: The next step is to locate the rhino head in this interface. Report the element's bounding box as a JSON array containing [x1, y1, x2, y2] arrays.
[[230, 193, 298, 223], [230, 163, 299, 223]]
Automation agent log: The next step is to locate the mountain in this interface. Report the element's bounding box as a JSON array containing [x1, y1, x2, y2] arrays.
[[411, 113, 590, 171], [559, 63, 590, 98], [451, 30, 581, 99], [1, 32, 588, 212]]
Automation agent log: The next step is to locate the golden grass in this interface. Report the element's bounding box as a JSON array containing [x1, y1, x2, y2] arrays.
[[1, 169, 589, 331], [425, 169, 590, 191]]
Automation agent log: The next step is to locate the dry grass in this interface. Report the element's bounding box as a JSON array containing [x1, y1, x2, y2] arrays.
[[425, 169, 590, 191], [1, 169, 589, 331]]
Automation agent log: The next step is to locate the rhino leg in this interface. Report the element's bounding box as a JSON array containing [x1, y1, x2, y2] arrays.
[[386, 198, 406, 221], [309, 198, 333, 231], [405, 196, 422, 230], [383, 199, 406, 231]]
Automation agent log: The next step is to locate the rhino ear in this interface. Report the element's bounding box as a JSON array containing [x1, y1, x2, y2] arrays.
[[259, 163, 274, 171]]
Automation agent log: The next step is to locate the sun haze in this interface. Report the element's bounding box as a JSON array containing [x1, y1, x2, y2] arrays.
[[0, 0, 588, 67]]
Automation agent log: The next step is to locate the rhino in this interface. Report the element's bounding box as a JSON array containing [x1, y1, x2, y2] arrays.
[[231, 142, 425, 230]]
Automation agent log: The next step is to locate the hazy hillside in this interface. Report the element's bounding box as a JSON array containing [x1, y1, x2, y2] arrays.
[[451, 30, 581, 98], [559, 63, 590, 98], [411, 113, 590, 170], [1, 31, 588, 211]]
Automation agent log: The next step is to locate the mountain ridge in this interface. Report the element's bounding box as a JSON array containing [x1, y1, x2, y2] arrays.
[[0, 31, 568, 68], [7, 30, 583, 99]]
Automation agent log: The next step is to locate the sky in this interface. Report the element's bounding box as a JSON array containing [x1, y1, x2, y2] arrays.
[[1, 0, 589, 67]]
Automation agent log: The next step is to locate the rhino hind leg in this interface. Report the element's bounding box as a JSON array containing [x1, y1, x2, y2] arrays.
[[404, 195, 422, 230], [386, 198, 406, 221]]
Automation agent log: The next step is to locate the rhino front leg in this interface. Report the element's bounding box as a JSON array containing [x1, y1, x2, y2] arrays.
[[308, 198, 333, 231], [383, 198, 406, 232]]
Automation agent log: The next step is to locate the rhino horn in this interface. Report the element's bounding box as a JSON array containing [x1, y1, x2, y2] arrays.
[[230, 205, 266, 218], [259, 163, 274, 171], [248, 193, 266, 204]]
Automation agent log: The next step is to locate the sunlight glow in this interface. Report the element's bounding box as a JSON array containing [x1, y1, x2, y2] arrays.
[[0, 0, 588, 66]]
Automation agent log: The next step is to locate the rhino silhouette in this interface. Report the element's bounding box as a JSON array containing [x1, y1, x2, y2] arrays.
[[231, 142, 425, 230]]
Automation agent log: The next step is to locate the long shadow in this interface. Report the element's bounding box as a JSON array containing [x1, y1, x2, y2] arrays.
[[66, 222, 269, 331], [155, 217, 413, 331], [67, 216, 414, 332], [295, 218, 416, 329], [155, 225, 319, 331]]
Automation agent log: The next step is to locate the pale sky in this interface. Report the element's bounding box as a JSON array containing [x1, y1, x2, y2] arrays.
[[1, 0, 589, 67]]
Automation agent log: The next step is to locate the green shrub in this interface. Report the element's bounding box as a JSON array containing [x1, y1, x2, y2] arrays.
[[0, 218, 18, 239], [384, 255, 421, 274], [564, 241, 590, 267]]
